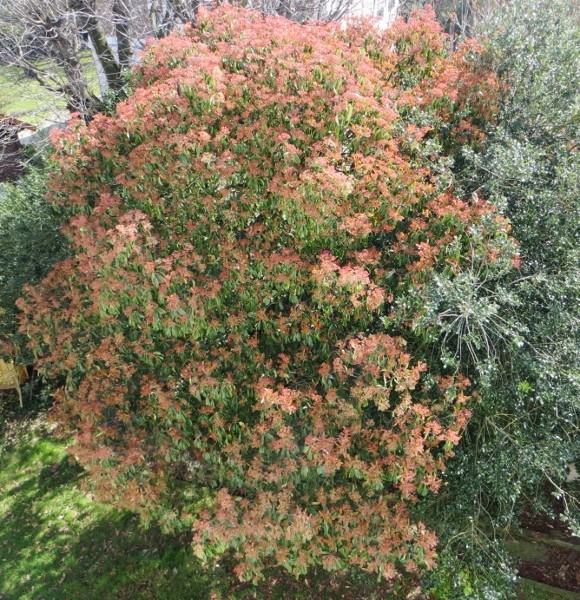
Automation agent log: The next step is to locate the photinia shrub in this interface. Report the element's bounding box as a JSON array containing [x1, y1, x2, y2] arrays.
[[17, 6, 514, 583]]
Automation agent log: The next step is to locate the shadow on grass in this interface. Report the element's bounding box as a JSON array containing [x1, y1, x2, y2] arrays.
[[0, 395, 229, 599], [0, 399, 404, 600], [0, 462, 216, 600], [51, 513, 215, 600], [0, 448, 405, 600]]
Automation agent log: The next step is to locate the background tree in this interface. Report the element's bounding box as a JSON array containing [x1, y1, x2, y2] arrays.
[[418, 0, 579, 596], [0, 0, 206, 122], [398, 0, 504, 41], [246, 0, 355, 21], [2, 0, 112, 120], [0, 0, 358, 123]]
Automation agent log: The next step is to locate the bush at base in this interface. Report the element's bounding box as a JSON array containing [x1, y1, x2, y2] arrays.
[[18, 6, 515, 583], [0, 163, 67, 348]]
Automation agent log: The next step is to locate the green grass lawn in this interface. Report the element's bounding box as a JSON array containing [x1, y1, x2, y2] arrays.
[[0, 53, 99, 125], [0, 341, 574, 596], [518, 579, 580, 600], [0, 68, 67, 124], [2, 393, 573, 600]]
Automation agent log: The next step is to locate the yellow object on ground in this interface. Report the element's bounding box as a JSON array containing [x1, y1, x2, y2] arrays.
[[0, 359, 28, 408]]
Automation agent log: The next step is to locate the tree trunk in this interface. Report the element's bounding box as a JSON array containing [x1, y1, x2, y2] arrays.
[[71, 0, 124, 93], [113, 0, 132, 70]]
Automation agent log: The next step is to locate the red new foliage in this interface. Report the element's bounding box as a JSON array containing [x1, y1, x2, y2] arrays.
[[17, 6, 511, 583]]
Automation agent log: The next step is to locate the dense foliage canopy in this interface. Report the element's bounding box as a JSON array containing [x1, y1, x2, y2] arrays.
[[18, 6, 517, 583]]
